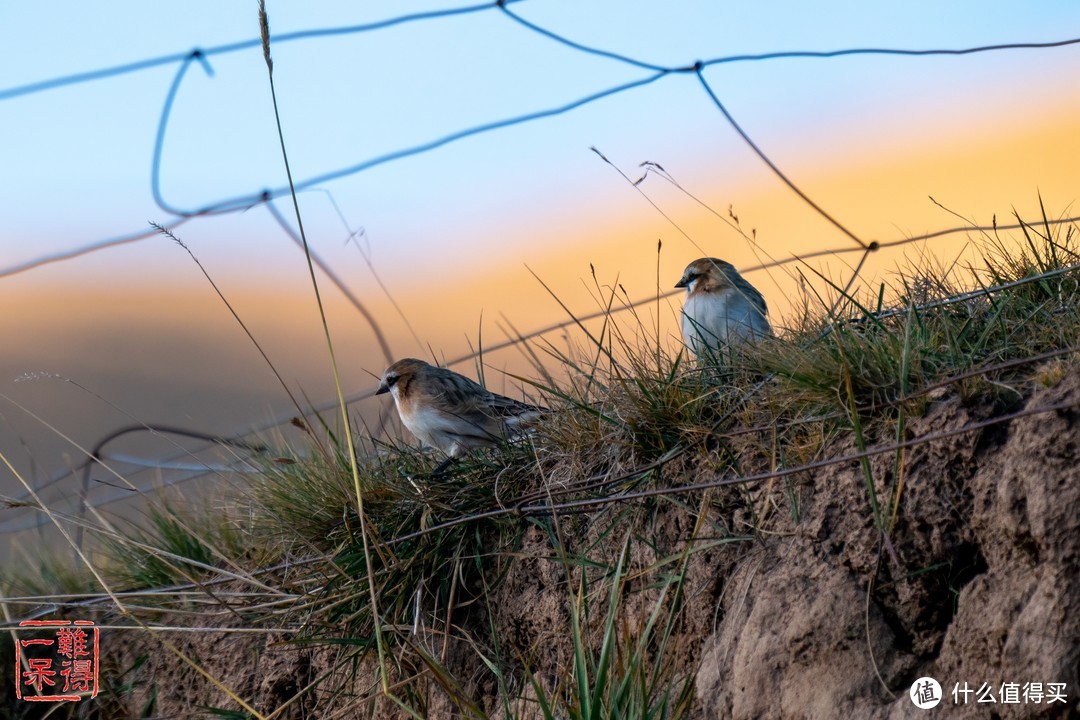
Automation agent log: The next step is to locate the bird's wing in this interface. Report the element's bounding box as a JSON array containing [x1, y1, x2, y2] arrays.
[[720, 294, 772, 338], [427, 366, 544, 433], [482, 392, 543, 420]]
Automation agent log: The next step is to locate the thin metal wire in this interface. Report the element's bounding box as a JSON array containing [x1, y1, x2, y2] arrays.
[[1, 5, 1078, 551]]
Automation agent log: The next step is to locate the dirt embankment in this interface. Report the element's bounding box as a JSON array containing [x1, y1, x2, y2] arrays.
[[695, 372, 1080, 719]]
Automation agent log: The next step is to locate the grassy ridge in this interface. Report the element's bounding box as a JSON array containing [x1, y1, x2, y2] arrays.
[[2, 212, 1078, 718]]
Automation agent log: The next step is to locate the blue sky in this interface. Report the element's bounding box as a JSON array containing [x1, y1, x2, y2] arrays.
[[3, 1, 1077, 277]]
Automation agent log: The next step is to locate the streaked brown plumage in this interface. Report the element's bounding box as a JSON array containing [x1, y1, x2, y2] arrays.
[[376, 358, 541, 460]]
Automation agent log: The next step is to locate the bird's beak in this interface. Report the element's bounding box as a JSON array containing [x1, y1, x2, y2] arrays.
[[376, 381, 389, 395], [674, 277, 688, 289]]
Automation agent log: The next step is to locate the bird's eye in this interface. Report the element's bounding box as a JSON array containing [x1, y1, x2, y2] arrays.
[[385, 374, 399, 387]]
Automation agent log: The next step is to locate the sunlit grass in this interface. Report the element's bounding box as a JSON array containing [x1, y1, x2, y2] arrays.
[[3, 211, 1078, 718]]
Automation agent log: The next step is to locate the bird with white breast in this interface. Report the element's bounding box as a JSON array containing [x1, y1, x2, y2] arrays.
[[377, 358, 542, 472], [675, 257, 772, 360]]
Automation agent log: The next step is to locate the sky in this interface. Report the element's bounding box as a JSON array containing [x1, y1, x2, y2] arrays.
[[1, 1, 1078, 559]]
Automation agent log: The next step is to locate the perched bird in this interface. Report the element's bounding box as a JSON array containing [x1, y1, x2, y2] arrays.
[[376, 358, 542, 471], [675, 257, 772, 359]]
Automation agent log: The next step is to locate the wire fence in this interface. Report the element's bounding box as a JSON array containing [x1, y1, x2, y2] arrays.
[[1, 1, 1079, 541]]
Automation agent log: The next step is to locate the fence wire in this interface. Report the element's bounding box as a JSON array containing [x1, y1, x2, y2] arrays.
[[1, 1, 1078, 537]]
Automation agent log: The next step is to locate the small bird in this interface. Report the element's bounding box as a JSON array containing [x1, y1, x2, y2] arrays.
[[376, 358, 542, 471], [675, 258, 772, 359]]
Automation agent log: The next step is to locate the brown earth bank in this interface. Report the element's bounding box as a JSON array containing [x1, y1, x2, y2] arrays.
[[22, 371, 1079, 719]]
